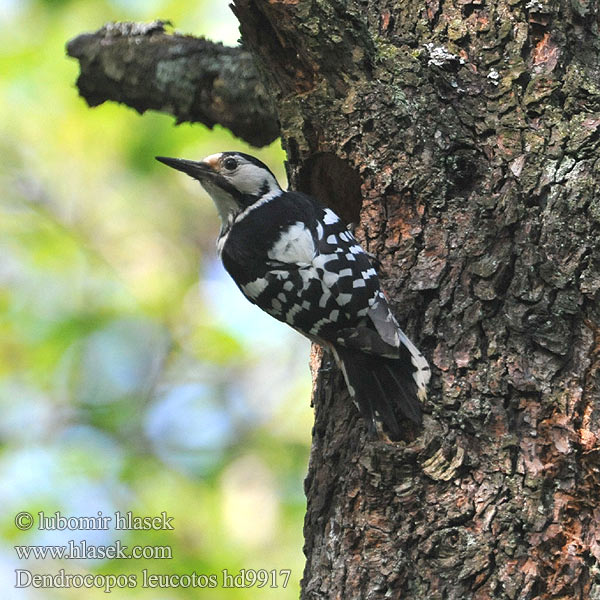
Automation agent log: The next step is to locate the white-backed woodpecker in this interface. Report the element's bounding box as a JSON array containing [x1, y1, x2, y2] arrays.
[[156, 151, 430, 439]]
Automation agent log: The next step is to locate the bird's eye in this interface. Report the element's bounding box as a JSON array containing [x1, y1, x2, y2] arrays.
[[223, 157, 238, 171]]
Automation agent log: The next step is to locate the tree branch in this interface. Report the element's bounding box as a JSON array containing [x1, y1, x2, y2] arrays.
[[66, 21, 279, 147]]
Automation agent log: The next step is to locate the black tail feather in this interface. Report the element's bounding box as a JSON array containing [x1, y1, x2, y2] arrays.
[[334, 346, 422, 439]]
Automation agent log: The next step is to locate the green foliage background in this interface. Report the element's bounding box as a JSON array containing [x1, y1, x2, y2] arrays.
[[0, 1, 312, 597]]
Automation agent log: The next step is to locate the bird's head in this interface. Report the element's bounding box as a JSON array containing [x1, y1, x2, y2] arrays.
[[156, 151, 282, 223]]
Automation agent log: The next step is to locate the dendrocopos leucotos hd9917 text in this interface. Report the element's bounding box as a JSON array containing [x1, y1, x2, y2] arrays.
[[156, 152, 430, 439]]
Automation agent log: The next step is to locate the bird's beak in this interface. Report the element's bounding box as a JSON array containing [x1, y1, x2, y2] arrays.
[[155, 156, 215, 181]]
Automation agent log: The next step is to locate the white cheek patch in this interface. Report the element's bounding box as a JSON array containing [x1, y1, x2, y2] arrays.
[[231, 163, 278, 196]]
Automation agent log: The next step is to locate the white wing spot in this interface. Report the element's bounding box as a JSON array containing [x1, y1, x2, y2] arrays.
[[268, 222, 315, 265], [310, 317, 331, 334], [242, 278, 268, 299], [313, 254, 337, 269], [323, 209, 340, 225], [322, 270, 339, 289], [353, 279, 366, 288], [337, 293, 352, 305], [318, 290, 332, 308], [285, 304, 302, 324]]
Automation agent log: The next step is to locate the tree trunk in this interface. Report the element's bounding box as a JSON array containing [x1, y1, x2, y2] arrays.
[[230, 1, 600, 598], [69, 1, 600, 597]]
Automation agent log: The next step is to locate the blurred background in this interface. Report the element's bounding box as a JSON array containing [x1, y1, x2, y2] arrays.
[[0, 0, 312, 597]]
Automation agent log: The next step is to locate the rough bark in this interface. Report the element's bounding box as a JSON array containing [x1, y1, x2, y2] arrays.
[[66, 21, 279, 147], [229, 1, 600, 599], [69, 2, 600, 598]]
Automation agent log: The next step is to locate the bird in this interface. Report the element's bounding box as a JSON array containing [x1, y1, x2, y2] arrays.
[[156, 151, 430, 439]]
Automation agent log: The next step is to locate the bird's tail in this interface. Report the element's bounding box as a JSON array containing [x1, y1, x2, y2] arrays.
[[332, 346, 423, 440]]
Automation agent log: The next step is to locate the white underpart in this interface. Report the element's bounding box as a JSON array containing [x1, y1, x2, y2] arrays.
[[201, 179, 239, 225], [268, 222, 315, 265]]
